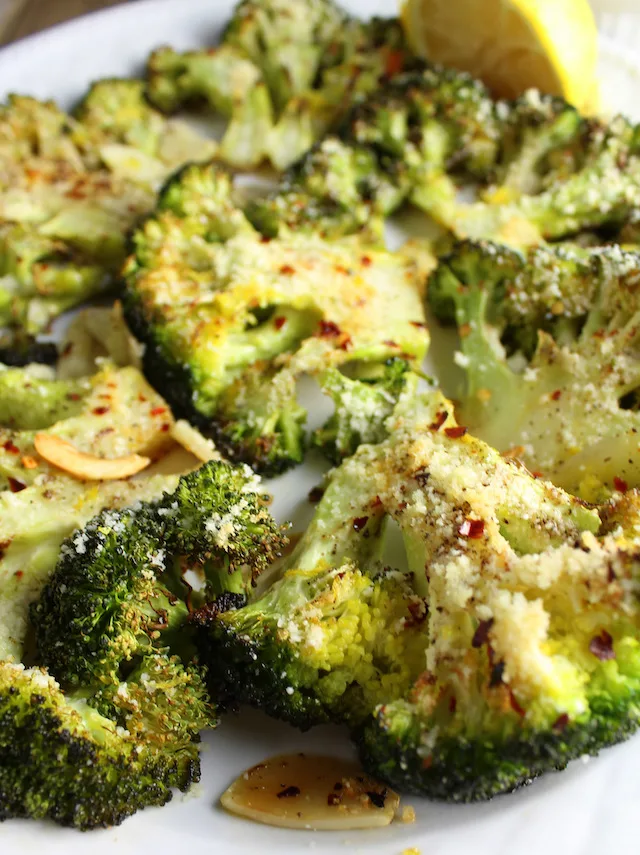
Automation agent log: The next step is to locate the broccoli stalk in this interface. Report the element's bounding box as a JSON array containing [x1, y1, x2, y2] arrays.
[[428, 239, 640, 496]]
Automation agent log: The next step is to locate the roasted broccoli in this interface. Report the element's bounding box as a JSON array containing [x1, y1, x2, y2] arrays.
[[32, 459, 286, 687], [429, 239, 640, 496], [0, 659, 211, 829], [123, 161, 428, 473], [198, 390, 640, 800], [0, 83, 214, 335], [247, 64, 500, 238]]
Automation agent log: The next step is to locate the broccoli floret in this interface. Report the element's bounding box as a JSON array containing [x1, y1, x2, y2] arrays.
[[0, 364, 88, 429], [0, 657, 211, 829], [194, 442, 432, 729], [223, 0, 346, 113], [452, 114, 640, 245], [247, 64, 500, 238], [32, 459, 286, 688], [123, 161, 428, 473], [428, 239, 640, 496], [312, 358, 419, 463]]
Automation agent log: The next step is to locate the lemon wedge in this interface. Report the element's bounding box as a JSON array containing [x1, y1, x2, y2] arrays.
[[400, 0, 599, 114]]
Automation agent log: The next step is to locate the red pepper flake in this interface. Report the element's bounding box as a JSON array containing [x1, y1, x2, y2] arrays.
[[550, 389, 562, 401], [607, 564, 617, 583], [14, 570, 23, 579], [8, 477, 26, 493], [509, 690, 526, 717], [385, 49, 404, 76], [92, 406, 109, 416], [3, 440, 20, 454], [276, 786, 300, 799], [67, 392, 81, 401], [260, 235, 272, 244], [161, 423, 171, 433], [150, 406, 167, 416], [410, 320, 426, 328], [471, 618, 494, 648], [444, 426, 467, 439], [279, 264, 295, 275], [318, 320, 341, 337], [334, 264, 350, 275], [382, 340, 399, 348], [353, 516, 369, 532], [552, 713, 569, 733], [361, 255, 372, 267], [404, 600, 427, 628], [589, 630, 615, 661], [531, 471, 545, 479], [613, 476, 628, 493], [274, 316, 287, 331], [21, 456, 38, 470], [429, 411, 448, 431], [138, 394, 147, 403], [459, 518, 485, 539], [308, 485, 324, 503]]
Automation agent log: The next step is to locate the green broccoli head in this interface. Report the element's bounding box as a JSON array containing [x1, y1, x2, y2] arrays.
[[195, 447, 429, 729], [223, 0, 346, 112], [0, 364, 88, 429], [428, 239, 640, 497], [312, 358, 419, 463], [31, 459, 287, 688], [0, 659, 209, 829], [124, 161, 428, 474]]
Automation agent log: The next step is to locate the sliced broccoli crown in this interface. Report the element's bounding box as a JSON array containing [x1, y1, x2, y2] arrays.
[[195, 449, 429, 729], [350, 406, 640, 799], [428, 239, 640, 495], [313, 358, 419, 463], [32, 459, 287, 687], [0, 660, 208, 829], [123, 161, 428, 473], [247, 64, 500, 238]]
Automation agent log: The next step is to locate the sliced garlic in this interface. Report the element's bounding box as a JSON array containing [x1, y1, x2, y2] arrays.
[[170, 420, 220, 463], [34, 433, 150, 481], [221, 753, 399, 830]]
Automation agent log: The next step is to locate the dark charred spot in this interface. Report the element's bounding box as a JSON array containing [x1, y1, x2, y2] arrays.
[[509, 690, 526, 717], [366, 790, 387, 808], [277, 786, 300, 799], [327, 793, 341, 806], [318, 320, 341, 337], [472, 618, 494, 648], [589, 630, 615, 661], [308, 485, 324, 503], [404, 599, 427, 628], [274, 316, 287, 331], [353, 516, 369, 532], [551, 389, 562, 401], [3, 440, 20, 454], [92, 406, 109, 416], [448, 695, 457, 713], [489, 660, 505, 687]]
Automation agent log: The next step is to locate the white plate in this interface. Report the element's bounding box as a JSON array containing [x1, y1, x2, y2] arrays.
[[2, 2, 640, 853]]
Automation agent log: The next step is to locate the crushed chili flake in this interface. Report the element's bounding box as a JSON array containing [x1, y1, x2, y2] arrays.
[[21, 456, 38, 470], [3, 440, 20, 454], [607, 564, 617, 583], [276, 786, 300, 799], [161, 423, 171, 433], [459, 518, 485, 539], [385, 49, 404, 76], [550, 389, 562, 401], [274, 316, 287, 330], [589, 630, 615, 661], [444, 426, 467, 439], [613, 476, 628, 493], [318, 320, 341, 337], [279, 264, 295, 275], [352, 516, 369, 532], [361, 255, 372, 267], [92, 406, 109, 416], [67, 392, 81, 401], [150, 407, 167, 416], [409, 320, 426, 328], [552, 713, 569, 733], [8, 477, 26, 493], [429, 411, 448, 431], [14, 570, 23, 578], [382, 340, 398, 348], [472, 618, 494, 648], [459, 323, 472, 338], [509, 690, 526, 717]]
